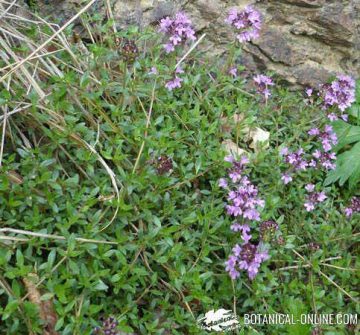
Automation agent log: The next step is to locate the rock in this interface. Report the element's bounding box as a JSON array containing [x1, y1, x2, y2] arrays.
[[34, 0, 359, 86], [247, 127, 270, 150], [221, 140, 248, 158]]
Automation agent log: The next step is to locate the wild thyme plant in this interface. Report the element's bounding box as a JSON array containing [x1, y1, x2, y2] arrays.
[[0, 4, 358, 335]]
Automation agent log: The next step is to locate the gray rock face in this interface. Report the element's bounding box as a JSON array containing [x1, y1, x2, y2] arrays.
[[37, 0, 359, 86]]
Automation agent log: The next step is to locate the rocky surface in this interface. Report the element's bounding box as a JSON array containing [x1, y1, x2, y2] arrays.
[[35, 0, 360, 86]]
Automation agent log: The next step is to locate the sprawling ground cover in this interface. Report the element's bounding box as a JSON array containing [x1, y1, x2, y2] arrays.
[[0, 5, 359, 335]]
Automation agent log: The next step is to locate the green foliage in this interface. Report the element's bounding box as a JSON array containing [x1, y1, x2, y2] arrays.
[[0, 13, 358, 335], [325, 88, 360, 188]]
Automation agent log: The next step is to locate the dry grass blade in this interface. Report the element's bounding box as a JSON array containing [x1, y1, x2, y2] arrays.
[[175, 33, 206, 69], [0, 228, 119, 245], [292, 250, 358, 303], [0, 0, 16, 20], [0, 0, 97, 83]]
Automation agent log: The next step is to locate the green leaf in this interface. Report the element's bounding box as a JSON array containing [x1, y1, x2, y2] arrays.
[[325, 141, 360, 187], [332, 120, 360, 150], [2, 300, 19, 320], [93, 280, 108, 291]]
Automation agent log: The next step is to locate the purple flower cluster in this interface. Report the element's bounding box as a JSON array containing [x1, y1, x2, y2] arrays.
[[280, 124, 338, 187], [159, 12, 196, 53], [225, 6, 262, 43], [253, 74, 274, 99], [220, 155, 270, 280], [280, 147, 307, 185], [221, 155, 264, 221], [344, 197, 360, 217], [225, 242, 269, 280], [282, 147, 308, 170], [312, 150, 336, 171], [304, 184, 327, 212], [306, 74, 356, 120], [322, 75, 356, 112], [308, 125, 337, 152], [165, 66, 184, 91], [308, 125, 337, 171]]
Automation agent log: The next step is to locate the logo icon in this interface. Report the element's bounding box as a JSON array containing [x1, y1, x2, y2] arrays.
[[197, 309, 241, 332]]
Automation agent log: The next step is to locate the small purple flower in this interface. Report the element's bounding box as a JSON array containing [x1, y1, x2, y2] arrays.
[[340, 114, 348, 121], [149, 66, 158, 75], [225, 254, 240, 279], [317, 191, 327, 202], [304, 185, 327, 212], [219, 178, 228, 188], [226, 6, 262, 43], [344, 197, 360, 217], [220, 154, 270, 280], [307, 124, 337, 170], [304, 202, 315, 212], [229, 67, 238, 77], [281, 173, 293, 185], [327, 113, 338, 121], [253, 74, 274, 99], [305, 184, 315, 192], [308, 128, 320, 136], [306, 88, 313, 97], [230, 223, 242, 232], [165, 76, 183, 91], [227, 156, 249, 182], [224, 155, 234, 163], [159, 12, 196, 54], [280, 147, 289, 156], [231, 223, 252, 242], [175, 66, 184, 74]]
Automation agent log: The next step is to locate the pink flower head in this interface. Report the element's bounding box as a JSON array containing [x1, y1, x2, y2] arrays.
[[159, 12, 196, 53], [282, 147, 308, 171], [343, 197, 360, 217], [226, 242, 269, 280], [226, 6, 262, 43], [319, 74, 356, 114], [304, 185, 327, 212]]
